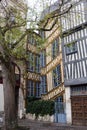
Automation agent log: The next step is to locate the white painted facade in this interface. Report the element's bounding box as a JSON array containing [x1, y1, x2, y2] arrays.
[[65, 87, 72, 124], [0, 84, 4, 112], [18, 88, 25, 119]]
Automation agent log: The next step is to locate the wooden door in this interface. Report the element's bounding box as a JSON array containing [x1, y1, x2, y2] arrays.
[[71, 96, 87, 126]]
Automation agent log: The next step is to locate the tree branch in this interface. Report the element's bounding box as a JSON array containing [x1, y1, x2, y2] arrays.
[[38, 2, 74, 32], [3, 21, 26, 33], [40, 17, 58, 31], [11, 29, 32, 48]]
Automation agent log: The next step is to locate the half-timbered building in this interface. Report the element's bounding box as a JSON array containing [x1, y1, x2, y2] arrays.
[[35, 0, 87, 125], [61, 0, 87, 126], [26, 33, 41, 99], [38, 3, 66, 123]]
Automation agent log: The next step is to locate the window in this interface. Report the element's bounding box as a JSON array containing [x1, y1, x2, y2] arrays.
[[71, 85, 87, 95], [52, 38, 59, 59], [40, 76, 47, 94], [27, 80, 34, 97], [27, 80, 41, 98], [40, 50, 46, 67], [55, 96, 65, 114], [65, 42, 77, 55], [39, 31, 45, 39], [35, 55, 40, 73], [28, 52, 35, 71], [27, 52, 40, 73], [36, 82, 41, 98], [27, 34, 36, 45], [52, 65, 61, 87]]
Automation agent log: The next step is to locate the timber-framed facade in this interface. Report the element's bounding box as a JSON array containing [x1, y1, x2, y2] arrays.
[[61, 0, 87, 126], [26, 0, 87, 125]]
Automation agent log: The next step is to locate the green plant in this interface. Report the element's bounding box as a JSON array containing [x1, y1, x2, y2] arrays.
[[26, 100, 55, 118]]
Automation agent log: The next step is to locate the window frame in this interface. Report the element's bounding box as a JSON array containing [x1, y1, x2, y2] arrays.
[[52, 64, 61, 88], [40, 75, 47, 94], [65, 41, 77, 55], [52, 38, 59, 59]]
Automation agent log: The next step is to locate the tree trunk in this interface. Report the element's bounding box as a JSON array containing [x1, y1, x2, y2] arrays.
[[1, 62, 18, 130]]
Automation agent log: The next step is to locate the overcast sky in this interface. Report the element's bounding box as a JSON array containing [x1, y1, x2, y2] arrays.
[[27, 0, 57, 18], [27, 0, 57, 7], [27, 0, 57, 12], [26, 0, 57, 28]]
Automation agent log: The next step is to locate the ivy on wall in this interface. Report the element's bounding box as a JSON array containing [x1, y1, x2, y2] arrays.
[[26, 98, 55, 118]]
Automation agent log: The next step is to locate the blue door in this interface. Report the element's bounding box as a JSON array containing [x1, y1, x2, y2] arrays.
[[54, 96, 66, 123]]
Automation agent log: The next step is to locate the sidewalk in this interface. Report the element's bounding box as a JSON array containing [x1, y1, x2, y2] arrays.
[[18, 119, 87, 130]]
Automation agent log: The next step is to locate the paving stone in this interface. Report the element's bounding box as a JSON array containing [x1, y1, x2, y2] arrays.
[[18, 119, 87, 130]]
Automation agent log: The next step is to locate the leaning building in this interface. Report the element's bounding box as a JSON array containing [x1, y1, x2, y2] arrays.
[[28, 0, 87, 126]]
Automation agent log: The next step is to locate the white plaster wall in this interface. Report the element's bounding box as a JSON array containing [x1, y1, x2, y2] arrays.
[[65, 87, 72, 124], [18, 88, 25, 119], [0, 84, 4, 111]]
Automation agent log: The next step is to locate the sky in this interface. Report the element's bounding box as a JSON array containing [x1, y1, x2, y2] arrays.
[[26, 0, 57, 29], [27, 0, 57, 18], [27, 0, 57, 8]]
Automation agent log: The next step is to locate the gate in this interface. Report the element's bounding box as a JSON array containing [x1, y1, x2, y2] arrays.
[[54, 96, 66, 123]]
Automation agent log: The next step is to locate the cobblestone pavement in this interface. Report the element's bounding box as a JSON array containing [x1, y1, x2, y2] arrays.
[[18, 119, 87, 130]]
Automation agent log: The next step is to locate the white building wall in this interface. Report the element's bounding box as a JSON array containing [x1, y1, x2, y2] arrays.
[[18, 88, 25, 119], [65, 87, 72, 124], [0, 84, 4, 112]]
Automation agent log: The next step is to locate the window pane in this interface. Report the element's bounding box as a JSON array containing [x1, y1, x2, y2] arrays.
[[52, 64, 61, 87]]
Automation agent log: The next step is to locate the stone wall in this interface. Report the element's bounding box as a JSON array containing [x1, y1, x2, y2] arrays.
[[26, 113, 54, 122]]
